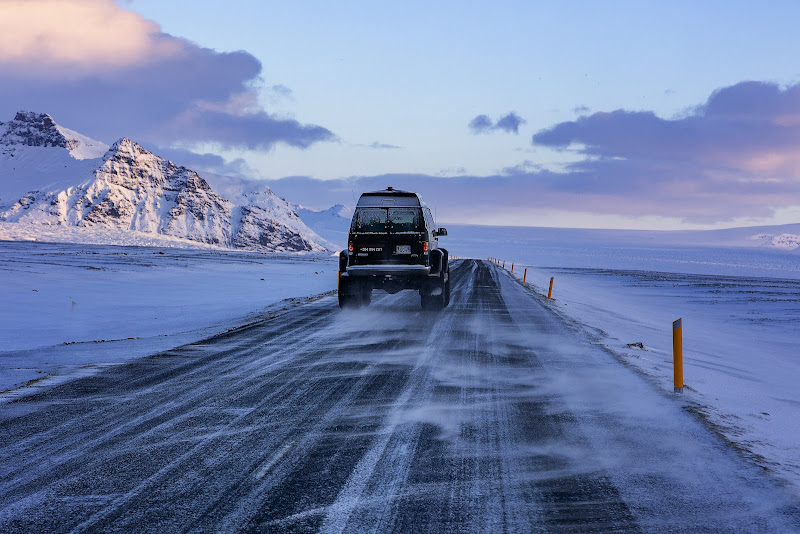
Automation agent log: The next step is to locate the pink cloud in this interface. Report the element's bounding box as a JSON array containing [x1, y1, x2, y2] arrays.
[[0, 0, 182, 76], [0, 0, 335, 151]]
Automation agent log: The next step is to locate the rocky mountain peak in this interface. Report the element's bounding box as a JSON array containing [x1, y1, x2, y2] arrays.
[[0, 110, 108, 159], [104, 137, 153, 162], [107, 136, 136, 152], [99, 138, 212, 193], [0, 111, 74, 150]]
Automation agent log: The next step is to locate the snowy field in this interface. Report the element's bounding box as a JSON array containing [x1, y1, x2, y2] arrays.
[[446, 224, 800, 495], [2, 223, 800, 497], [0, 240, 338, 395]]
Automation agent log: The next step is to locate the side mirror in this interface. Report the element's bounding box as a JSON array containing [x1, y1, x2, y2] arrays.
[[436, 227, 447, 237]]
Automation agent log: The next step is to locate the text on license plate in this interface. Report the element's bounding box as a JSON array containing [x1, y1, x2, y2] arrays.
[[395, 245, 411, 254]]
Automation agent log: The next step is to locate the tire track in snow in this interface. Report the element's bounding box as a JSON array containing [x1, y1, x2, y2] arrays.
[[0, 305, 336, 507], [316, 293, 463, 533], [0, 304, 334, 479]]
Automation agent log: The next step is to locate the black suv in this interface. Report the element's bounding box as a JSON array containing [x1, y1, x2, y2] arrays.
[[338, 187, 449, 310]]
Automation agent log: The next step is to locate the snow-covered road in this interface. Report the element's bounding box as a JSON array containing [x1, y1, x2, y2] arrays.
[[1, 260, 797, 532]]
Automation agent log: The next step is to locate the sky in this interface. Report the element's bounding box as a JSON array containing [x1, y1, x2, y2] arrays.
[[2, 0, 800, 229]]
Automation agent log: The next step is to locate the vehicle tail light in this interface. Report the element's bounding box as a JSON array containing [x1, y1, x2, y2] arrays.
[[422, 241, 429, 252], [348, 242, 354, 252]]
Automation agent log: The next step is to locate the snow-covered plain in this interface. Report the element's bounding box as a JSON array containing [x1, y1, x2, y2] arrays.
[[3, 222, 800, 499], [0, 240, 338, 395], [445, 224, 800, 495]]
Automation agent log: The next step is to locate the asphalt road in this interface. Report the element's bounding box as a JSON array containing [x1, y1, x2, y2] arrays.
[[1, 259, 797, 532]]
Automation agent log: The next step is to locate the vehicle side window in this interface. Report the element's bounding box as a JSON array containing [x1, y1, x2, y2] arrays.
[[354, 208, 387, 233], [388, 208, 421, 233], [423, 209, 434, 234]]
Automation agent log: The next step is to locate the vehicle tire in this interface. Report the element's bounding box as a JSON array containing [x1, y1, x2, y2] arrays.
[[420, 274, 445, 311], [444, 269, 451, 307], [440, 250, 450, 308], [338, 276, 360, 309]]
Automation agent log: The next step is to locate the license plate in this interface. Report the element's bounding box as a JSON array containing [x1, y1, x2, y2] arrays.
[[395, 245, 411, 254]]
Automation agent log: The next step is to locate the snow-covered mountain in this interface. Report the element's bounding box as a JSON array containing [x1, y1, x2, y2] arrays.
[[747, 231, 800, 250], [0, 112, 109, 210], [201, 173, 338, 250], [294, 203, 352, 246], [0, 111, 330, 252]]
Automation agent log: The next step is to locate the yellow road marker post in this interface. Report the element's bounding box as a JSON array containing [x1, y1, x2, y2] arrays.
[[547, 277, 554, 299], [673, 318, 684, 393], [511, 263, 514, 273], [523, 268, 527, 283]]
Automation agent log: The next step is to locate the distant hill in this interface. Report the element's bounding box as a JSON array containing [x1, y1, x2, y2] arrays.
[[294, 203, 352, 247], [442, 223, 800, 252]]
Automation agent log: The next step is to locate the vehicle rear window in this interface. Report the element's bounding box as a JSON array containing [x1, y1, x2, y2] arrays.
[[354, 208, 387, 232], [353, 208, 422, 233], [389, 208, 421, 233]]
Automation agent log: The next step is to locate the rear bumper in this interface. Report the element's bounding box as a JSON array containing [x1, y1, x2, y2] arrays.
[[345, 264, 430, 277]]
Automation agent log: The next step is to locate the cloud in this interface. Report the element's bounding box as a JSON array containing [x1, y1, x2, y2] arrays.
[[146, 146, 255, 179], [468, 114, 494, 134], [501, 160, 543, 175], [528, 81, 800, 222], [351, 141, 402, 150], [367, 141, 401, 149], [494, 112, 526, 134], [0, 0, 179, 74], [162, 108, 336, 150], [265, 172, 576, 223], [270, 85, 294, 99], [0, 0, 334, 151], [269, 82, 800, 226], [436, 167, 468, 177], [468, 112, 526, 134]]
